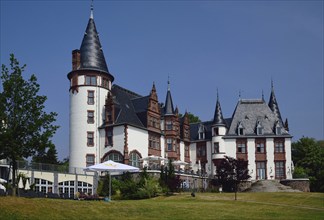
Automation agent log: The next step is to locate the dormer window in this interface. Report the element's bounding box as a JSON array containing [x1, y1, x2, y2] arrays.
[[275, 121, 282, 135], [198, 124, 205, 140], [237, 122, 244, 136], [256, 121, 263, 135]]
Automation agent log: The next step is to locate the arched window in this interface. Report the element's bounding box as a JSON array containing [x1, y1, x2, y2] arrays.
[[103, 152, 123, 163], [129, 151, 141, 168]]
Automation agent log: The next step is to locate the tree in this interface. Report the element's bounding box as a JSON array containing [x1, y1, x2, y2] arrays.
[[179, 112, 201, 123], [216, 156, 251, 194], [292, 137, 324, 192], [32, 144, 59, 164], [160, 160, 182, 193], [0, 54, 59, 195]]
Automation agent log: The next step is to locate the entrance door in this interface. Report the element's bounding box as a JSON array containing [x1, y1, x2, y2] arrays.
[[256, 162, 266, 180]]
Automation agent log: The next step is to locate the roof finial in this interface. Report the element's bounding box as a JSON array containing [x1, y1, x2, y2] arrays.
[[167, 75, 170, 91], [271, 78, 274, 91], [262, 90, 264, 101], [239, 90, 241, 100], [217, 88, 219, 101], [90, 0, 94, 19]]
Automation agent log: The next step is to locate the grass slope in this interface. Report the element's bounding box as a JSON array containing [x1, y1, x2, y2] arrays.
[[0, 192, 323, 220]]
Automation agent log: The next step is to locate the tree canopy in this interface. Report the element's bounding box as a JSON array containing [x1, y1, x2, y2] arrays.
[[0, 54, 59, 194], [179, 112, 201, 123], [216, 156, 251, 192], [292, 137, 324, 192]]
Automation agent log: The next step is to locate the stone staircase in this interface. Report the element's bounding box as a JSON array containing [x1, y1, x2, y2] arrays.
[[245, 180, 301, 192]]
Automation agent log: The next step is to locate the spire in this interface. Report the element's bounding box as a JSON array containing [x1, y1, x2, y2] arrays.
[[213, 90, 226, 125], [79, 3, 112, 77], [90, 0, 94, 19], [164, 80, 175, 115], [268, 81, 283, 123]]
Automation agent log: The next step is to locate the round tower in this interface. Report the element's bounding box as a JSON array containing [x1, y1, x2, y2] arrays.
[[211, 92, 227, 174], [67, 7, 114, 171]]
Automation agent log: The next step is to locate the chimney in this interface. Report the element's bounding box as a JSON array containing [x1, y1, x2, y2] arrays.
[[72, 49, 80, 70]]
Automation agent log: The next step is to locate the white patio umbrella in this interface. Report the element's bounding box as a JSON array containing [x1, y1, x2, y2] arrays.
[[84, 160, 140, 201], [172, 160, 189, 166], [18, 177, 24, 189], [24, 179, 30, 191], [0, 183, 6, 192], [140, 155, 168, 161], [0, 178, 7, 184]]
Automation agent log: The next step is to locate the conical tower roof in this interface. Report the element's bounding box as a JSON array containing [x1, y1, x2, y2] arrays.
[[268, 82, 283, 123], [213, 92, 226, 125], [164, 80, 175, 115], [79, 7, 110, 75]]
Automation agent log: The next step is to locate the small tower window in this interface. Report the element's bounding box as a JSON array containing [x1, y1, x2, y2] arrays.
[[87, 91, 95, 105], [85, 76, 97, 86], [167, 138, 172, 151], [87, 111, 94, 124], [214, 142, 220, 153], [213, 127, 219, 136], [87, 132, 94, 146], [166, 121, 173, 130]]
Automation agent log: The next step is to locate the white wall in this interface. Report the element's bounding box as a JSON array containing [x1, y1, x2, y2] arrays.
[[285, 138, 293, 179], [127, 125, 148, 158]]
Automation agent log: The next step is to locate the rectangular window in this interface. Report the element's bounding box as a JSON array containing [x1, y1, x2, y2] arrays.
[[87, 111, 94, 124], [86, 154, 95, 167], [87, 132, 94, 146], [237, 142, 246, 153], [106, 128, 113, 146], [197, 145, 206, 157], [87, 91, 94, 105], [275, 161, 285, 179], [256, 161, 266, 180], [166, 121, 172, 130], [274, 140, 284, 153], [85, 76, 97, 86], [257, 127, 263, 135], [238, 128, 244, 135], [214, 142, 220, 153], [167, 139, 172, 151], [101, 77, 109, 88], [256, 142, 265, 153], [213, 127, 219, 136]]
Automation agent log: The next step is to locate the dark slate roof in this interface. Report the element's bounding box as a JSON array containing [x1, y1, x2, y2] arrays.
[[111, 85, 146, 128], [190, 121, 213, 141], [213, 98, 226, 125], [164, 89, 175, 115], [268, 88, 283, 124], [132, 96, 150, 127], [79, 17, 111, 76], [227, 99, 289, 136]]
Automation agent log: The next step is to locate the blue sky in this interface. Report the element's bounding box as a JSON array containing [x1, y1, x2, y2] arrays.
[[1, 0, 323, 160]]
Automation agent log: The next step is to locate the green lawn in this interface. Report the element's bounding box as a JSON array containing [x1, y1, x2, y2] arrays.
[[0, 192, 323, 220]]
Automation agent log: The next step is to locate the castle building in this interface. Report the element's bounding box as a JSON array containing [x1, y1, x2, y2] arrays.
[[68, 7, 293, 180]]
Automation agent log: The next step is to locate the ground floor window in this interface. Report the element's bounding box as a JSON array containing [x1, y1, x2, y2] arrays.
[[275, 161, 285, 179], [129, 151, 141, 168], [256, 161, 266, 180], [103, 152, 124, 163], [34, 178, 53, 194]]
